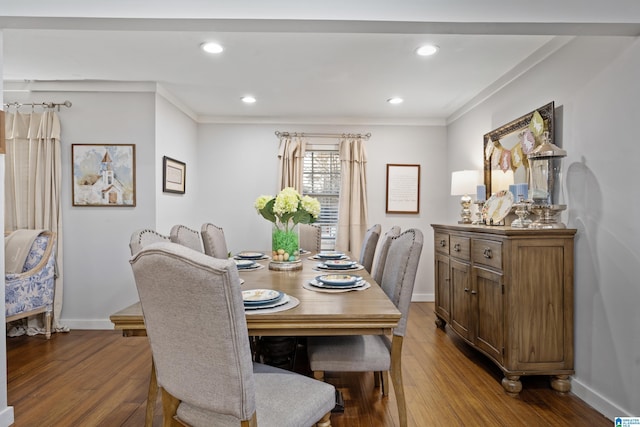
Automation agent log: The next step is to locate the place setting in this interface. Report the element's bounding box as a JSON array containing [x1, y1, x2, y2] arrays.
[[313, 259, 364, 272], [304, 273, 371, 293], [243, 288, 299, 314], [234, 251, 268, 271], [308, 251, 350, 261]]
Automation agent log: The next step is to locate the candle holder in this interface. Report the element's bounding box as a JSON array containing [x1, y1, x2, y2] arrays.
[[472, 200, 485, 225], [511, 197, 532, 228]]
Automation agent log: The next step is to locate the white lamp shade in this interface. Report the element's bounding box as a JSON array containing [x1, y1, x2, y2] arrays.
[[451, 170, 479, 196], [491, 169, 514, 193]]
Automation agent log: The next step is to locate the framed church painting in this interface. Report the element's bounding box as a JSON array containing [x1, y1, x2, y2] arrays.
[[72, 144, 136, 207]]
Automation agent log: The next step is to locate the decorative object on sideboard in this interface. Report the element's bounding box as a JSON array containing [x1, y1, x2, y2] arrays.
[[528, 130, 567, 228], [511, 195, 533, 228], [450, 170, 479, 224], [483, 101, 555, 196], [481, 189, 514, 225], [472, 184, 486, 224]]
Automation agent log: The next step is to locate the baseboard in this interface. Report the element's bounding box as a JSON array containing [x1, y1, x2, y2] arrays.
[[0, 405, 15, 427], [410, 292, 434, 302], [571, 377, 628, 420], [59, 319, 115, 330]]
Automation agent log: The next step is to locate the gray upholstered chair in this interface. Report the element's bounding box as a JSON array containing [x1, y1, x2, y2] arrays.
[[358, 224, 381, 272], [129, 228, 170, 256], [371, 226, 401, 285], [201, 223, 230, 259], [130, 242, 335, 427], [299, 223, 322, 253], [307, 229, 423, 427], [169, 224, 203, 253]]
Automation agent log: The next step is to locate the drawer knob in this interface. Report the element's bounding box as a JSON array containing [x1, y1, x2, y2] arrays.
[[471, 290, 478, 295], [439, 239, 446, 247], [464, 287, 470, 293], [453, 243, 461, 252], [483, 248, 493, 258]]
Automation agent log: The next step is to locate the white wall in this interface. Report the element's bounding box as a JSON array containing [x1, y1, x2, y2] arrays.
[[155, 94, 200, 234], [1, 91, 161, 328], [196, 123, 448, 300], [447, 35, 640, 418]]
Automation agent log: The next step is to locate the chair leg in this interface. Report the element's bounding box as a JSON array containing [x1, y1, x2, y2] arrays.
[[380, 370, 389, 396], [317, 412, 332, 427], [313, 370, 325, 382], [161, 388, 181, 427], [389, 336, 407, 427], [146, 359, 159, 427], [44, 310, 52, 339]]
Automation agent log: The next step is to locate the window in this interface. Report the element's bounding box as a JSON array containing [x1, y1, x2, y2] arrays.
[[302, 148, 340, 250]]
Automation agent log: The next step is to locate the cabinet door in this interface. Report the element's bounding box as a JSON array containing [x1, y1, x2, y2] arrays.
[[450, 258, 471, 340], [473, 267, 504, 364], [434, 253, 451, 323]]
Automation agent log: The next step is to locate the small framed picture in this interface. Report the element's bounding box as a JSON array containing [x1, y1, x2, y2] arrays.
[[163, 156, 186, 194], [72, 144, 136, 207], [386, 164, 420, 214]]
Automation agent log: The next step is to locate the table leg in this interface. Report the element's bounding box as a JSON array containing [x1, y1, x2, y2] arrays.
[[145, 358, 158, 427]]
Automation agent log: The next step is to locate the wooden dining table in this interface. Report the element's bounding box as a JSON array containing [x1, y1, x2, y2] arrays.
[[110, 251, 401, 426]]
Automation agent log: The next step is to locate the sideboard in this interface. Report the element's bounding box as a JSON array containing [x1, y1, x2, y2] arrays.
[[431, 224, 576, 396]]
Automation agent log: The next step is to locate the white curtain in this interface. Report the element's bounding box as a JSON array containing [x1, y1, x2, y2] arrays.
[[335, 136, 368, 255], [277, 135, 306, 192], [5, 109, 67, 335]]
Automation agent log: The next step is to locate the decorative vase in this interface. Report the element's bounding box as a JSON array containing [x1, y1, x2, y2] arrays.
[[270, 222, 302, 270]]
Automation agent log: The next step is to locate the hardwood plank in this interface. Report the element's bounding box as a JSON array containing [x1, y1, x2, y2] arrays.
[[7, 303, 610, 426]]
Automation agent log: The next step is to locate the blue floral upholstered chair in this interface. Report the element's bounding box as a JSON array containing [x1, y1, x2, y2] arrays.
[[5, 230, 57, 339]]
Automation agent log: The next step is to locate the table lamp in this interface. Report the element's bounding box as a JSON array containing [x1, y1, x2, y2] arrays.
[[451, 170, 479, 224]]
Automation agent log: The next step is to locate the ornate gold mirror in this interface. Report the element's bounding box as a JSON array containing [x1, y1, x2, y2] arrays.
[[482, 101, 554, 199]]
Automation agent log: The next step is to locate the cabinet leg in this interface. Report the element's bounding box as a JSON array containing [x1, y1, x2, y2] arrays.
[[435, 316, 447, 329], [550, 375, 571, 393], [501, 375, 522, 397]]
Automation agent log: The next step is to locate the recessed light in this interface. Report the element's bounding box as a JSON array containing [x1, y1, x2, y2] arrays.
[[200, 42, 224, 54], [387, 97, 403, 105], [416, 44, 439, 56], [241, 96, 256, 104]]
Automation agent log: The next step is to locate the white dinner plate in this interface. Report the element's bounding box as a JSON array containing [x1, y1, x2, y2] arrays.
[[309, 279, 366, 290], [244, 294, 290, 310], [316, 274, 362, 286], [323, 260, 358, 269], [316, 251, 346, 260], [242, 289, 283, 305], [236, 251, 265, 260], [235, 259, 256, 269]]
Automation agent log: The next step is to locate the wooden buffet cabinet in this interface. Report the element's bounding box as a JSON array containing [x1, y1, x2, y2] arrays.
[[431, 224, 576, 396]]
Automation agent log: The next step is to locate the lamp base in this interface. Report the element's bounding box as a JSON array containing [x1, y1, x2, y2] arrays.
[[458, 195, 472, 224]]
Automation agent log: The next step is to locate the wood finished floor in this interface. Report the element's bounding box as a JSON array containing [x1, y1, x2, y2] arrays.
[[7, 303, 610, 426]]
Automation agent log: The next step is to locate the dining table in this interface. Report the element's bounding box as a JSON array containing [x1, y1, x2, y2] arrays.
[[110, 250, 401, 426]]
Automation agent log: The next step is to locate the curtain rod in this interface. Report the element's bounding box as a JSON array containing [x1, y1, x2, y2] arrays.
[[275, 131, 371, 140], [3, 100, 72, 111]]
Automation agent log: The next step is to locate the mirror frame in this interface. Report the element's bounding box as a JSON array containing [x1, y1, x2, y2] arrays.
[[483, 101, 555, 199]]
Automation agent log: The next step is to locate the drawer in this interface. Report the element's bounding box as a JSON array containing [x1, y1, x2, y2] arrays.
[[434, 232, 449, 255], [449, 235, 470, 261], [472, 239, 503, 270]]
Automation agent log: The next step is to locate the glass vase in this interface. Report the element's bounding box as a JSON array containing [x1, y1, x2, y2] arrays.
[[271, 222, 300, 263]]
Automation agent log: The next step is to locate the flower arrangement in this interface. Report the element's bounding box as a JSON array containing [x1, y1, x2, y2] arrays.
[[254, 187, 321, 262]]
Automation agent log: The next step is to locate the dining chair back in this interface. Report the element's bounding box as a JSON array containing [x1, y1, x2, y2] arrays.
[[130, 241, 335, 427], [129, 228, 170, 256], [169, 224, 203, 253], [299, 223, 322, 253], [371, 226, 401, 285], [358, 224, 381, 272], [307, 228, 423, 427], [201, 223, 230, 259]]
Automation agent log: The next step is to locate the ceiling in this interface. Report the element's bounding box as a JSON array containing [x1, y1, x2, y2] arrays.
[[2, 2, 640, 124]]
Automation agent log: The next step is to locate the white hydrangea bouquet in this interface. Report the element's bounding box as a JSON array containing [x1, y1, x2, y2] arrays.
[[254, 187, 320, 262]]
